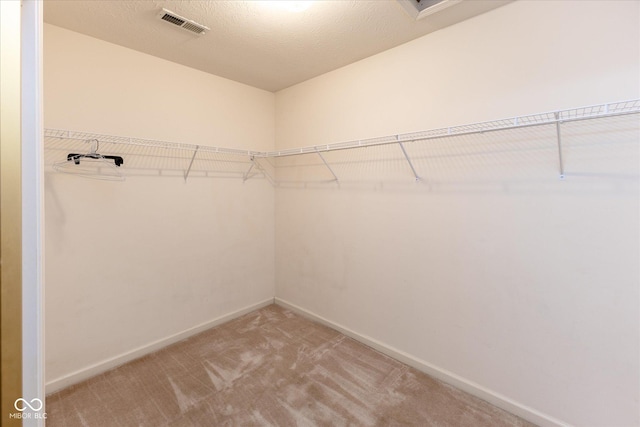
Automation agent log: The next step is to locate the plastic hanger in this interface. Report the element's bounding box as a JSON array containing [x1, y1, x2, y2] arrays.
[[52, 139, 125, 181]]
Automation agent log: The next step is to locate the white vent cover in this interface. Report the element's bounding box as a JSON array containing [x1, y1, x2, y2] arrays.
[[157, 8, 210, 35], [396, 0, 463, 20]]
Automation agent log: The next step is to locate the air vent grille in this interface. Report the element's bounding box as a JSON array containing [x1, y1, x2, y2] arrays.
[[161, 14, 185, 27], [157, 8, 209, 35], [181, 22, 206, 34]]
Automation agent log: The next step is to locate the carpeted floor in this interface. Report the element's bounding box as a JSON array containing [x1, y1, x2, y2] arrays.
[[46, 304, 535, 426]]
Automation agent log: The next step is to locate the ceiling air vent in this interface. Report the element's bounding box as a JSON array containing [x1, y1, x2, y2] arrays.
[[157, 8, 210, 35], [396, 0, 463, 20]]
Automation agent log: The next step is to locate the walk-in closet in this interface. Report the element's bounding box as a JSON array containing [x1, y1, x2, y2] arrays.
[[2, 0, 638, 426]]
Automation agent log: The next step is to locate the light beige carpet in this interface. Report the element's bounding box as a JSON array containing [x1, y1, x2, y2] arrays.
[[46, 304, 535, 426]]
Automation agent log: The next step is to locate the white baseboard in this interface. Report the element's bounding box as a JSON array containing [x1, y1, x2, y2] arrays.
[[45, 298, 274, 395], [275, 297, 570, 427]]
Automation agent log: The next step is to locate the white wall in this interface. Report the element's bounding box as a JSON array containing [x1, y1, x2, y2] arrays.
[[274, 1, 639, 426], [276, 1, 638, 150], [44, 24, 275, 391]]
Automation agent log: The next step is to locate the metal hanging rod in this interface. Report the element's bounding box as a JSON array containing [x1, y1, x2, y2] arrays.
[[45, 99, 640, 162]]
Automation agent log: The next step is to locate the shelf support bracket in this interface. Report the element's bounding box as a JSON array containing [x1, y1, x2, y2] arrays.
[[316, 149, 338, 182], [554, 113, 565, 179], [184, 145, 199, 182], [243, 156, 256, 182], [398, 141, 421, 182], [253, 157, 277, 186]]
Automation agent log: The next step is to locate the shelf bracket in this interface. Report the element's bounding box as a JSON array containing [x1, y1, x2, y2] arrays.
[[184, 145, 199, 182], [316, 149, 338, 182], [244, 156, 277, 186], [398, 140, 421, 182], [253, 157, 277, 186], [243, 156, 256, 182], [554, 113, 565, 179]]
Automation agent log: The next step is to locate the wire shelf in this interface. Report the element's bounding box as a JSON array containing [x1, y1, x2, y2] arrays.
[[266, 99, 640, 157], [44, 130, 263, 181], [44, 99, 640, 183], [44, 129, 264, 157]]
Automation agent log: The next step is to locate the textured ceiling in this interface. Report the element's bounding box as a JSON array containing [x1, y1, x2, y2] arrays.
[[44, 0, 510, 92]]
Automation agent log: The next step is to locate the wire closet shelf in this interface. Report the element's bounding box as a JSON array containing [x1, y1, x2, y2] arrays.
[[45, 99, 640, 183]]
